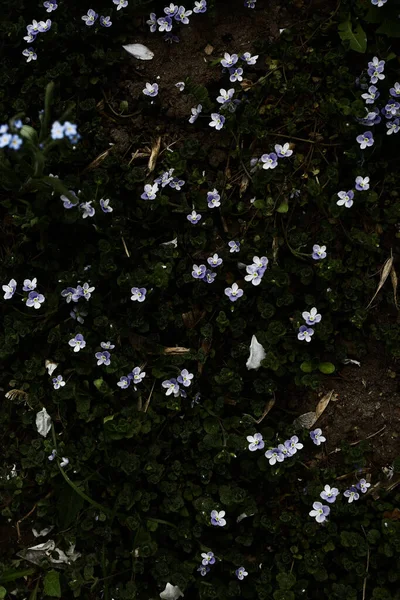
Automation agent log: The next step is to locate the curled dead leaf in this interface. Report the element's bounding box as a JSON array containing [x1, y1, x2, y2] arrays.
[[164, 347, 191, 355], [367, 254, 393, 309], [148, 136, 162, 173], [390, 265, 399, 310]]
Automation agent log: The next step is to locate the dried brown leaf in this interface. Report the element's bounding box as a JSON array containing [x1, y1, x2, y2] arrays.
[[315, 389, 335, 420], [366, 255, 393, 309], [182, 309, 206, 329], [239, 175, 249, 197], [82, 148, 113, 174], [390, 265, 399, 310], [148, 136, 162, 173], [240, 79, 254, 91], [164, 347, 191, 355]]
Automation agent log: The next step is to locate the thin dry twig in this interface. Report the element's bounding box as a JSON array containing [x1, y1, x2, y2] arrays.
[[143, 380, 156, 413], [16, 504, 38, 541], [328, 425, 386, 455], [361, 525, 370, 600], [121, 236, 130, 258]]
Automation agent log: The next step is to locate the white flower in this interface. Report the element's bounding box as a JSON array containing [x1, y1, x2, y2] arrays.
[[159, 583, 184, 600]]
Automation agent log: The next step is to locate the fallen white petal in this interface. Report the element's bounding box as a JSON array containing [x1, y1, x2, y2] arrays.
[[122, 43, 154, 60], [246, 335, 266, 370], [343, 358, 361, 367], [45, 359, 58, 376], [36, 407, 52, 438], [160, 583, 184, 600], [160, 237, 178, 248]]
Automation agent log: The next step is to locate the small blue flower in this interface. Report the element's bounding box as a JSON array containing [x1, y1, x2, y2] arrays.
[[355, 176, 370, 191], [297, 325, 314, 342], [177, 369, 193, 387], [129, 366, 146, 384], [70, 307, 87, 324], [101, 341, 115, 350], [386, 119, 400, 135], [143, 82, 159, 97], [26, 291, 45, 309], [0, 133, 12, 148], [80, 201, 95, 219], [187, 210, 202, 224], [241, 51, 258, 64], [246, 433, 264, 451], [68, 333, 86, 352], [192, 264, 207, 280], [236, 567, 248, 580], [337, 190, 354, 208], [51, 121, 64, 140], [224, 282, 243, 302], [164, 2, 178, 15], [193, 0, 207, 13], [48, 449, 57, 461], [43, 1, 58, 12], [302, 307, 321, 325], [155, 169, 174, 187], [229, 67, 243, 82], [23, 278, 37, 292], [147, 12, 157, 32], [221, 53, 238, 68], [8, 135, 23, 150], [228, 240, 240, 253], [131, 287, 147, 302], [60, 457, 69, 468], [209, 113, 225, 130], [100, 15, 112, 27], [52, 375, 65, 389], [312, 244, 326, 260], [141, 183, 159, 200], [207, 188, 221, 208], [82, 9, 98, 25], [201, 551, 215, 565], [38, 19, 52, 32], [310, 428, 326, 445], [81, 282, 95, 300], [356, 131, 374, 149], [162, 378, 180, 396], [189, 104, 202, 123], [95, 351, 111, 366], [61, 287, 77, 303], [2, 279, 16, 300], [274, 143, 292, 158], [157, 16, 173, 32], [320, 485, 340, 503], [344, 486, 360, 503], [13, 119, 23, 129], [22, 48, 37, 62], [63, 122, 78, 139], [100, 198, 113, 213], [204, 269, 216, 283], [174, 6, 192, 24], [265, 448, 284, 465], [207, 254, 223, 267], [357, 478, 371, 493], [117, 376, 130, 389], [210, 510, 226, 526], [389, 82, 400, 98], [197, 565, 210, 576], [261, 153, 278, 170], [113, 0, 128, 10], [169, 178, 185, 190]]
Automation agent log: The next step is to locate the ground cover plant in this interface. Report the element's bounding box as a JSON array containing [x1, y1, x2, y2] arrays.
[[1, 0, 400, 598]]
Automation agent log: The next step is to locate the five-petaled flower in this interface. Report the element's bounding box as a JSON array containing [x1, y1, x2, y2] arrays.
[[143, 83, 159, 97], [207, 188, 221, 208], [210, 510, 226, 526], [52, 375, 65, 389], [310, 428, 326, 445], [297, 325, 314, 342], [320, 485, 339, 503], [26, 291, 45, 309], [312, 244, 327, 260], [131, 287, 147, 302], [356, 131, 374, 149], [82, 9, 98, 25], [209, 113, 225, 130], [187, 210, 202, 224], [177, 369, 193, 387], [95, 351, 111, 366], [69, 334, 86, 352], [357, 478, 371, 493], [247, 433, 264, 451], [302, 307, 321, 326], [309, 502, 330, 523], [201, 551, 215, 565], [141, 183, 159, 200], [337, 190, 354, 208], [224, 282, 243, 302], [344, 486, 360, 503], [355, 176, 370, 191], [236, 567, 248, 581]]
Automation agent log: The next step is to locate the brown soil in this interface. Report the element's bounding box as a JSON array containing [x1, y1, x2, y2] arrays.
[[291, 344, 400, 468]]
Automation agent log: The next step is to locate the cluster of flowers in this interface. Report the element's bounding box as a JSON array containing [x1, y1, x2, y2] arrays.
[[187, 52, 258, 128], [196, 549, 247, 581], [117, 365, 146, 389], [81, 9, 113, 27], [146, 2, 207, 43], [0, 121, 24, 151], [51, 121, 80, 144], [61, 282, 95, 304], [336, 176, 370, 209], [250, 142, 293, 172], [48, 449, 69, 468], [244, 0, 256, 6], [309, 478, 371, 523], [60, 191, 113, 216], [297, 306, 321, 343], [22, 7, 54, 62], [161, 369, 194, 398], [357, 57, 400, 142], [141, 168, 185, 199], [2, 278, 45, 309], [244, 255, 268, 286], [247, 432, 304, 464]]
